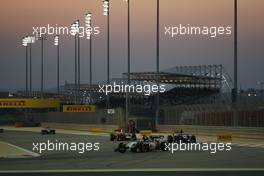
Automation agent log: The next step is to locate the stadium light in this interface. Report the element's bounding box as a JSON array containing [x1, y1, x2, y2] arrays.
[[233, 0, 238, 104], [54, 35, 59, 46], [85, 12, 93, 85], [70, 20, 79, 86], [70, 21, 80, 36], [102, 0, 109, 16], [27, 36, 35, 93], [36, 33, 47, 97], [155, 0, 160, 131], [124, 0, 130, 132], [70, 20, 81, 104], [102, 0, 110, 109], [232, 0, 238, 127], [22, 37, 28, 46], [54, 35, 60, 95], [85, 12, 92, 39], [22, 37, 29, 94], [257, 81, 264, 100]]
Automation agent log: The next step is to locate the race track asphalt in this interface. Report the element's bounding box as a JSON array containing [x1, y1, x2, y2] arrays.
[[0, 130, 263, 176]]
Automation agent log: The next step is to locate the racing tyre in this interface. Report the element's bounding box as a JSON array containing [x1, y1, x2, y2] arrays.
[[167, 135, 173, 143], [160, 142, 167, 151], [144, 144, 150, 152], [190, 135, 196, 143], [110, 134, 115, 141], [118, 143, 126, 153], [139, 143, 149, 153], [131, 134, 137, 141], [131, 145, 137, 153], [135, 143, 141, 152]]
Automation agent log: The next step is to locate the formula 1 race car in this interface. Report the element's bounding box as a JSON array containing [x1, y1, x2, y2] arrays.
[[149, 135, 165, 141], [115, 135, 167, 153], [41, 127, 56, 135], [0, 128, 3, 133], [167, 132, 196, 144], [110, 129, 137, 141]]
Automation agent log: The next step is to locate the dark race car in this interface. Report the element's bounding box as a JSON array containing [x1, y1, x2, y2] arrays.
[[167, 132, 196, 144], [110, 129, 137, 141], [41, 127, 56, 135], [0, 128, 3, 133], [149, 135, 165, 141]]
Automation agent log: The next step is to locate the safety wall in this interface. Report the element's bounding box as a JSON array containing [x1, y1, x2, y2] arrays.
[[161, 104, 264, 127], [31, 108, 125, 126]]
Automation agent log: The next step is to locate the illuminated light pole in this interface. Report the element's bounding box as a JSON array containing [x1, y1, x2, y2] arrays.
[[70, 21, 80, 103], [85, 12, 92, 85], [22, 36, 31, 119], [28, 36, 36, 94], [36, 33, 47, 98], [257, 81, 264, 101], [22, 37, 29, 94], [102, 0, 110, 109], [70, 21, 80, 86], [124, 0, 130, 131], [155, 0, 160, 131], [76, 20, 81, 93], [232, 0, 238, 127], [233, 0, 238, 104], [54, 35, 60, 95]]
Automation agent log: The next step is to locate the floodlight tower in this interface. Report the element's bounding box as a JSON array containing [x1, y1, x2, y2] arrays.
[[257, 81, 264, 100], [232, 0, 238, 127], [85, 12, 93, 85], [124, 0, 131, 131], [22, 37, 29, 94], [233, 0, 238, 104], [70, 21, 80, 86], [155, 0, 160, 131], [70, 20, 80, 103], [28, 36, 36, 93], [36, 33, 47, 97], [102, 0, 110, 109], [54, 35, 60, 95]]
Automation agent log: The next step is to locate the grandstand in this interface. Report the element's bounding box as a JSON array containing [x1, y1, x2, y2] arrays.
[[65, 65, 230, 104], [4, 64, 264, 128], [13, 64, 232, 107]]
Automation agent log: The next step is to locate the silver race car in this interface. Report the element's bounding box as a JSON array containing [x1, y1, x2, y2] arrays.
[[115, 135, 167, 153]]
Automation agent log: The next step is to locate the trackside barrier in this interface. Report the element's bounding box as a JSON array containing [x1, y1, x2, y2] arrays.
[[139, 130, 153, 136], [90, 128, 103, 133], [15, 122, 22, 128], [159, 125, 264, 140], [217, 133, 232, 142], [41, 123, 118, 133]]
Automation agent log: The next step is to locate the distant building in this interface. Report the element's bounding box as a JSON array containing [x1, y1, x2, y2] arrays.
[[0, 92, 10, 98]]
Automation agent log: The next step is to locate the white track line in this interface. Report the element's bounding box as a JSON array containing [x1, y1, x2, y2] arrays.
[[232, 143, 264, 149], [2, 127, 109, 137], [0, 141, 40, 158], [0, 168, 264, 173], [202, 141, 264, 149]]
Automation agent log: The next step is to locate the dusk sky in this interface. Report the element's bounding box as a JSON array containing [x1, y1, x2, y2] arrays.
[[0, 0, 263, 91]]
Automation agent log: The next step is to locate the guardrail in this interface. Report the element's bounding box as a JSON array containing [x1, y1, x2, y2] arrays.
[[158, 125, 264, 140], [41, 122, 118, 133]]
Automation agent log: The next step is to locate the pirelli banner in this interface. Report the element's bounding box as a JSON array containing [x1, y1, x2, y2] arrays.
[[63, 105, 96, 113], [0, 98, 60, 108]]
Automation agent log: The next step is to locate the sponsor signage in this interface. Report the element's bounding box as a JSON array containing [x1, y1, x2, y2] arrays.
[[139, 130, 153, 136], [217, 133, 232, 142], [63, 105, 96, 112], [0, 98, 60, 108], [107, 109, 115, 114]]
